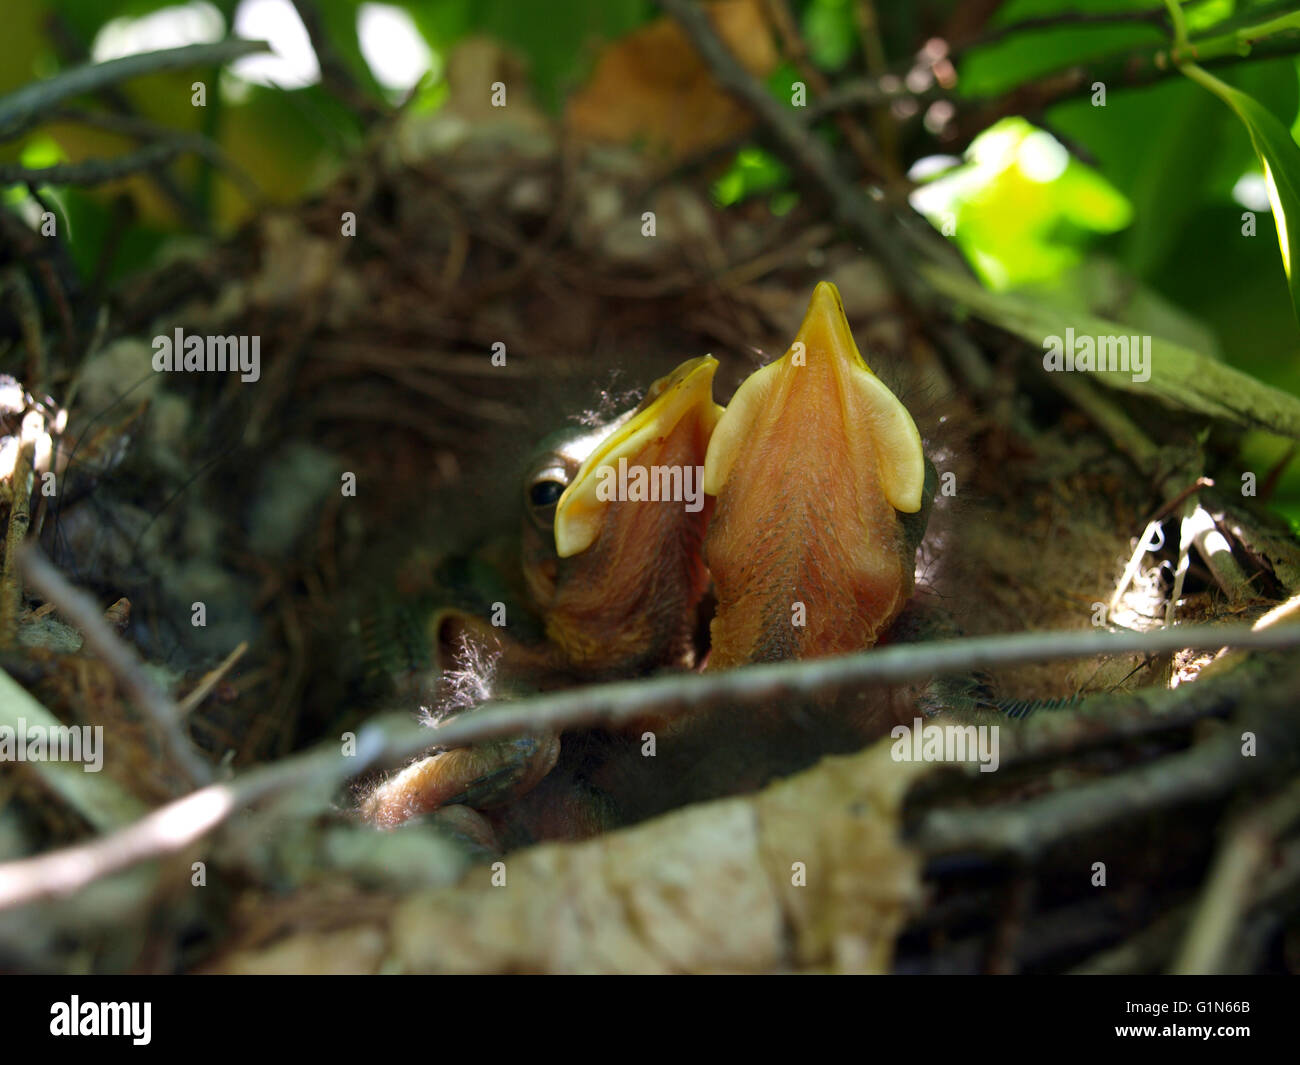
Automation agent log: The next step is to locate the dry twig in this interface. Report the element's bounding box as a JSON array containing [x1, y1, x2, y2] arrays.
[[3, 619, 1300, 910], [1172, 777, 1300, 973], [17, 547, 211, 789], [0, 39, 270, 141]]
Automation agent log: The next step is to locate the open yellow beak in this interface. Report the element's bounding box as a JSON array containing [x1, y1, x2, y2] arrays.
[[700, 281, 927, 666], [555, 355, 723, 559], [703, 281, 924, 511]]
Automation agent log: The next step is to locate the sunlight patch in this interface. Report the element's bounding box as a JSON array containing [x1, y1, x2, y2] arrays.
[[231, 0, 320, 89], [909, 117, 1131, 289], [358, 4, 438, 95], [1232, 171, 1271, 212], [91, 2, 224, 63]]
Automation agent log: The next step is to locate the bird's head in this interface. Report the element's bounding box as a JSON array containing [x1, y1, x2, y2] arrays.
[[520, 355, 722, 676], [702, 281, 934, 667]]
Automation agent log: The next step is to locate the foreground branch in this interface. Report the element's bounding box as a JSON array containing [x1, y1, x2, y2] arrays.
[[18, 546, 211, 789], [0, 140, 206, 188], [0, 39, 270, 142], [3, 616, 1300, 910], [657, 0, 925, 304]]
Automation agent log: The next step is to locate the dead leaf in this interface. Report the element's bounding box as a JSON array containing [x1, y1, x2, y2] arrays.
[[383, 739, 930, 973], [566, 0, 779, 162]]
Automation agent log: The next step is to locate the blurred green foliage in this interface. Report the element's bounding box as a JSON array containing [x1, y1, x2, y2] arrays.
[[910, 117, 1134, 289], [802, 0, 856, 72], [409, 0, 652, 111], [3, 0, 1300, 519]]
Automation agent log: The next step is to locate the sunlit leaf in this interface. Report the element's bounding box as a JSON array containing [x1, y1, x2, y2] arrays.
[[924, 263, 1300, 440], [910, 117, 1130, 289], [712, 146, 788, 206], [1179, 61, 1300, 329], [802, 0, 856, 72]]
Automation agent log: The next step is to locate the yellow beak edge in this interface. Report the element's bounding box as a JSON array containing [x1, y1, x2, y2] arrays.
[[554, 355, 723, 559], [702, 281, 925, 514]]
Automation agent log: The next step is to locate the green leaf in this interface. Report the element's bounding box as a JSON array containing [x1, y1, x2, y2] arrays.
[[712, 146, 789, 207], [1179, 61, 1300, 329], [911, 117, 1131, 290], [956, 0, 1165, 99], [802, 0, 856, 73], [922, 263, 1300, 441]]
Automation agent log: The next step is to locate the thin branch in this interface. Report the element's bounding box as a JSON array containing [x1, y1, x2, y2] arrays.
[[1070, 904, 1192, 973], [805, 79, 905, 118], [814, 33, 1300, 146], [0, 139, 200, 188], [949, 7, 1169, 62], [43, 14, 210, 230], [4, 618, 1300, 909], [31, 251, 79, 367], [0, 668, 148, 832], [0, 727, 392, 909], [952, 33, 1300, 144], [2, 270, 46, 395], [657, 0, 994, 392], [0, 422, 32, 648], [914, 719, 1245, 861], [413, 622, 1300, 756], [177, 641, 248, 716], [761, 0, 882, 179], [0, 38, 270, 142], [18, 546, 211, 789], [1171, 777, 1300, 973], [0, 779, 236, 909], [912, 645, 1300, 868], [289, 0, 385, 122], [656, 0, 929, 310], [48, 109, 263, 204], [853, 0, 899, 174]]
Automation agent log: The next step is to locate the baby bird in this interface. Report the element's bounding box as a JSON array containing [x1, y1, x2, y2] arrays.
[[528, 354, 721, 677], [702, 280, 934, 666], [363, 356, 722, 829], [363, 283, 938, 842]]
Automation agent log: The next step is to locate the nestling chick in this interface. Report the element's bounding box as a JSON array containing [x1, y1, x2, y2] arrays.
[[702, 280, 934, 667], [364, 282, 940, 841], [363, 356, 722, 828]]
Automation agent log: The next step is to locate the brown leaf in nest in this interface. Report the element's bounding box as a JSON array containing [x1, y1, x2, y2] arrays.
[[215, 926, 389, 976], [565, 0, 779, 161], [384, 740, 931, 974]]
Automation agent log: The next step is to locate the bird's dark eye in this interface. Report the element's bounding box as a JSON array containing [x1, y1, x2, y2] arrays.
[[529, 479, 565, 507], [524, 459, 571, 533]]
